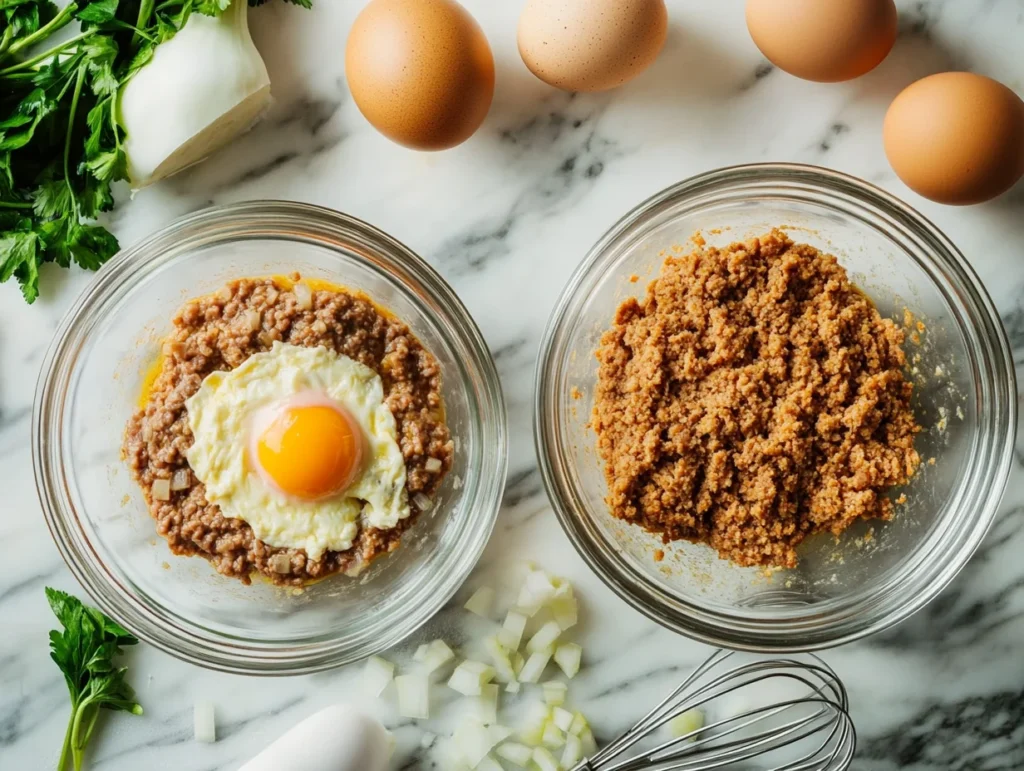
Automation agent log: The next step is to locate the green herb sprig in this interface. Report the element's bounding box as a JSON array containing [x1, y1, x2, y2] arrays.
[[0, 0, 309, 303], [45, 587, 142, 771]]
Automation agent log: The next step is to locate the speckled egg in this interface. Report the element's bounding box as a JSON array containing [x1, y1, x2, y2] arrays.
[[746, 0, 897, 82], [345, 0, 495, 151], [884, 72, 1024, 205], [518, 0, 668, 93]]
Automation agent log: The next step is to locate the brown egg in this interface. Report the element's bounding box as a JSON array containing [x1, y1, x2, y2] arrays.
[[884, 73, 1024, 205], [345, 0, 495, 151], [517, 0, 668, 93], [745, 0, 897, 82]]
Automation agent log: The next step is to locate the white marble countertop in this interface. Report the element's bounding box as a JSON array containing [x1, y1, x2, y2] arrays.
[[3, 1, 1024, 768]]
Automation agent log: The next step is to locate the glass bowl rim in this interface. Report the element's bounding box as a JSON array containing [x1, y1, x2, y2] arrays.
[[34, 200, 508, 675], [534, 162, 1017, 651]]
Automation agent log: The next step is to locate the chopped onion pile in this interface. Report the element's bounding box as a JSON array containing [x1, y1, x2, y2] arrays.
[[374, 566, 593, 769]]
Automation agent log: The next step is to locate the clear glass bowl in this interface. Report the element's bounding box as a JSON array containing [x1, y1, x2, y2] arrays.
[[535, 164, 1016, 651], [35, 201, 506, 674]]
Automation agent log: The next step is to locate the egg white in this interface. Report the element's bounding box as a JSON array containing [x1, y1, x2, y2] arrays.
[[185, 342, 410, 560]]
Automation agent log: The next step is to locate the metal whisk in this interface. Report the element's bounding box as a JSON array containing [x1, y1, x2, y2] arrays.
[[571, 649, 855, 771]]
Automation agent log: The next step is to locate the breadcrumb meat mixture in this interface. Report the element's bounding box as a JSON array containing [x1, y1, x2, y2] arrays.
[[592, 230, 920, 568]]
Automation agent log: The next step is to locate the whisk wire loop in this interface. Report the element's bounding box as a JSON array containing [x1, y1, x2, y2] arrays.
[[571, 650, 855, 771]]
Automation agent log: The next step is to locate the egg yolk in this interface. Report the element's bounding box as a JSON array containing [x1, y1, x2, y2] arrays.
[[255, 405, 362, 500]]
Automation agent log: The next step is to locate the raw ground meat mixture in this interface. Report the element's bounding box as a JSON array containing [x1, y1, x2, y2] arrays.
[[592, 230, 921, 568], [123, 277, 453, 586]]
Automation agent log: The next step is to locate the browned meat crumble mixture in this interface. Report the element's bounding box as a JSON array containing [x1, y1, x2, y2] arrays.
[[592, 230, 921, 568], [123, 277, 453, 586]]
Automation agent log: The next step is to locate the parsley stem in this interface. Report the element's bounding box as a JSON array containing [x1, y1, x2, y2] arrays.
[[0, 31, 94, 75], [1, 3, 78, 63], [58, 701, 76, 771], [0, 201, 33, 209], [133, 0, 156, 49], [63, 64, 88, 219], [0, 27, 14, 58]]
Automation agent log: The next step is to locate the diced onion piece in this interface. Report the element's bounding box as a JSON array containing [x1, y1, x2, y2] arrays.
[[569, 711, 588, 737], [294, 281, 313, 309], [551, 596, 578, 631], [516, 569, 557, 616], [386, 731, 397, 757], [152, 478, 171, 501], [476, 756, 503, 771], [395, 674, 430, 719], [414, 643, 429, 662], [526, 620, 562, 654], [449, 660, 496, 696], [268, 553, 291, 574], [519, 651, 551, 684], [520, 703, 550, 746], [505, 680, 521, 694], [413, 493, 433, 511], [580, 727, 598, 756], [452, 720, 508, 768], [194, 701, 216, 743], [473, 683, 500, 725], [562, 733, 584, 767], [170, 468, 191, 491], [519, 720, 544, 747], [243, 309, 261, 331], [552, 707, 574, 732], [511, 652, 525, 677], [496, 741, 533, 767], [420, 639, 455, 675], [554, 643, 582, 679], [532, 747, 560, 771], [542, 721, 565, 749], [464, 586, 495, 618], [425, 457, 443, 473], [437, 739, 473, 771], [362, 655, 394, 696], [498, 610, 528, 651], [542, 681, 567, 707], [668, 709, 704, 740], [551, 577, 574, 599], [483, 637, 517, 683]]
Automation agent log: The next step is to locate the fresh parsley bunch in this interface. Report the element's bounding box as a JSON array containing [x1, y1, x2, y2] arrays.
[[46, 587, 142, 771], [0, 0, 310, 303]]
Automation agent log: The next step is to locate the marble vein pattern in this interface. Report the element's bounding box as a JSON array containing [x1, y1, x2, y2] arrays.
[[2, 0, 1024, 769]]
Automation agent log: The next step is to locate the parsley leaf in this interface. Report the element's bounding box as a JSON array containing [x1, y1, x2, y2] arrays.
[[45, 587, 143, 771]]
